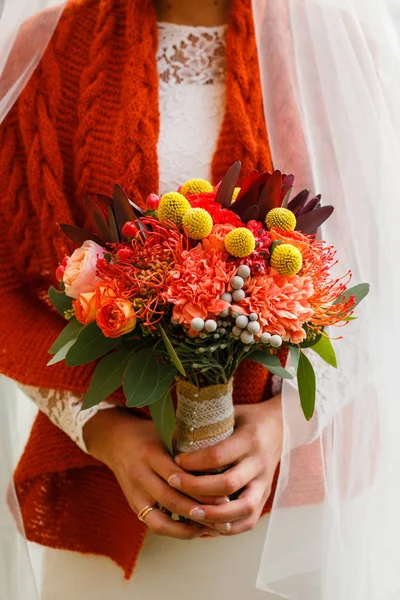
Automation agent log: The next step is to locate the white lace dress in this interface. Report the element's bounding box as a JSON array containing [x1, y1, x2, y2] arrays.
[[17, 23, 277, 600]]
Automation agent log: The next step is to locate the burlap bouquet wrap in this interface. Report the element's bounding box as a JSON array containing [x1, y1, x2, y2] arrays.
[[175, 379, 235, 455]]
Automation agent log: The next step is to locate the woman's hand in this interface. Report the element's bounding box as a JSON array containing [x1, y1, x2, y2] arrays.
[[168, 395, 283, 535], [83, 407, 221, 540]]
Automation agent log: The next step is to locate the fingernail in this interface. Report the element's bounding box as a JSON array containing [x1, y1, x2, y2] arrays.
[[174, 456, 181, 465], [190, 507, 206, 520], [168, 474, 181, 489], [215, 522, 231, 534], [215, 496, 230, 505], [207, 530, 220, 537]]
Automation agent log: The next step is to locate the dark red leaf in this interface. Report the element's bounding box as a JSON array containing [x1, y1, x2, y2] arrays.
[[112, 184, 136, 238], [257, 170, 283, 221], [281, 174, 295, 198], [83, 196, 112, 243], [232, 172, 271, 217], [295, 206, 334, 235], [108, 206, 120, 243], [297, 195, 321, 216], [236, 170, 259, 200], [242, 205, 259, 223], [96, 193, 113, 214], [60, 224, 104, 247], [215, 161, 242, 208], [128, 199, 146, 218], [287, 189, 310, 215]]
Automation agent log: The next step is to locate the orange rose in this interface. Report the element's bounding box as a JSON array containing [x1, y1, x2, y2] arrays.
[[207, 223, 235, 251], [73, 292, 98, 325], [96, 299, 137, 338], [96, 283, 117, 307]]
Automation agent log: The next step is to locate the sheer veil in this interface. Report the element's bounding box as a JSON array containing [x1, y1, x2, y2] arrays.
[[1, 1, 400, 598], [253, 1, 400, 598]]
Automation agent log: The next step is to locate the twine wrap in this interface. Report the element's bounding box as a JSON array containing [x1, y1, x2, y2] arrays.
[[175, 379, 235, 454]]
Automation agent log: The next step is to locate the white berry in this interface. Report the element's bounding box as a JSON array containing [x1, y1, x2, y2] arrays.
[[236, 315, 249, 329], [240, 330, 254, 344], [261, 332, 271, 344], [237, 264, 251, 279], [231, 311, 239, 319], [249, 313, 258, 321], [220, 292, 232, 303], [230, 276, 244, 290], [232, 326, 242, 337], [191, 317, 205, 331], [219, 308, 230, 318], [232, 289, 245, 302], [270, 334, 283, 348], [247, 321, 260, 334], [204, 319, 217, 333]]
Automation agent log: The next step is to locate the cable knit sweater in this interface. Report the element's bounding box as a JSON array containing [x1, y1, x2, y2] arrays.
[[0, 0, 287, 579]]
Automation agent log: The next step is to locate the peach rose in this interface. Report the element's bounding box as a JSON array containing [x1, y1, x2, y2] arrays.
[[96, 299, 137, 338], [73, 292, 98, 326], [63, 241, 105, 299], [207, 223, 235, 251]]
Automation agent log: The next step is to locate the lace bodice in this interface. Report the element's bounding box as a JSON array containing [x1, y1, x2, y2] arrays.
[[22, 22, 229, 453], [157, 22, 227, 193]]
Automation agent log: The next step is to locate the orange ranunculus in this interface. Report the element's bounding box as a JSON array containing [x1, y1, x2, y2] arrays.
[[96, 299, 137, 338], [207, 223, 235, 251], [73, 292, 98, 325]]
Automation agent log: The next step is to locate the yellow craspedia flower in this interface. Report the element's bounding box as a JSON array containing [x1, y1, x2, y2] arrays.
[[158, 192, 191, 226], [270, 244, 303, 277], [231, 187, 241, 202], [182, 208, 213, 240], [180, 179, 213, 197], [266, 207, 296, 232], [224, 228, 256, 258]]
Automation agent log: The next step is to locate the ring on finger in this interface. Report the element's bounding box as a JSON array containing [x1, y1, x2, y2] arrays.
[[137, 504, 157, 523]]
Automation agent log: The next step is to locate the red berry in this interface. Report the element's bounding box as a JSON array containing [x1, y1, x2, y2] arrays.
[[146, 193, 160, 211], [117, 247, 133, 261], [122, 221, 138, 237], [61, 256, 69, 267], [55, 265, 65, 282]]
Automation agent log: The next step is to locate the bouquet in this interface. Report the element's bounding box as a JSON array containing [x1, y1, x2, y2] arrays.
[[48, 162, 369, 455]]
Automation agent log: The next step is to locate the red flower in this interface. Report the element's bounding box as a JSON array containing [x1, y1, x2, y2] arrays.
[[187, 192, 243, 227]]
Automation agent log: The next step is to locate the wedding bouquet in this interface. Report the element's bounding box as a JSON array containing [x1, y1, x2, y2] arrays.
[[48, 162, 369, 454]]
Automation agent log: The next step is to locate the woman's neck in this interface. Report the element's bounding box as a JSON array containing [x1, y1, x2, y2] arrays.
[[153, 0, 231, 26]]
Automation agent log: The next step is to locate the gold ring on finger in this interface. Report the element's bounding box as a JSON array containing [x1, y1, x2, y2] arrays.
[[137, 504, 157, 523]]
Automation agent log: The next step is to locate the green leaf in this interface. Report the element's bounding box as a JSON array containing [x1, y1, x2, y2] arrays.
[[82, 350, 135, 410], [289, 346, 300, 371], [48, 286, 73, 317], [65, 321, 119, 366], [149, 391, 176, 454], [47, 339, 77, 366], [310, 335, 337, 368], [123, 348, 160, 407], [137, 363, 177, 408], [248, 351, 293, 379], [49, 319, 83, 355], [270, 240, 283, 254], [333, 283, 370, 310], [158, 325, 186, 377], [297, 351, 316, 420]]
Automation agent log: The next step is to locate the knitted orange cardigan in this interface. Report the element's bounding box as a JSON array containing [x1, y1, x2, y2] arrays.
[[0, 0, 302, 579]]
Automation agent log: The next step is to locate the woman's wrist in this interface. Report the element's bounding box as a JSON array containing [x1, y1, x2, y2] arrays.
[[83, 406, 133, 466]]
